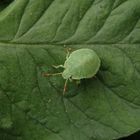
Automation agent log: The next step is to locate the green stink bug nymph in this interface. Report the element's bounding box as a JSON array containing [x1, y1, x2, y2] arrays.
[[44, 48, 101, 95]]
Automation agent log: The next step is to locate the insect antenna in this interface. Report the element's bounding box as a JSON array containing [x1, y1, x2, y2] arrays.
[[65, 47, 73, 59]]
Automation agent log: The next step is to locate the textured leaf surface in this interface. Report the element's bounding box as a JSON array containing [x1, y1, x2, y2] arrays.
[[0, 0, 140, 140]]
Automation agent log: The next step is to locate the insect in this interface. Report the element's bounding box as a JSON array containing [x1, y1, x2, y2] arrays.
[[44, 48, 101, 95]]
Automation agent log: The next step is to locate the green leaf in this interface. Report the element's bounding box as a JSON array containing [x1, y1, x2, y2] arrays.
[[0, 0, 140, 140]]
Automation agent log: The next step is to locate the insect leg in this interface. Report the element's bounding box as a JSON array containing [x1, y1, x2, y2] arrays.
[[69, 77, 73, 82], [52, 65, 64, 69], [63, 79, 68, 95], [43, 72, 62, 77]]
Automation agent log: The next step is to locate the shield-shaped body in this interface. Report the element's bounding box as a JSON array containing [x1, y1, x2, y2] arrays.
[[62, 48, 100, 80]]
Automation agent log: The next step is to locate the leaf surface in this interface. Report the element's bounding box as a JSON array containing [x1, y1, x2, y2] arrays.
[[0, 0, 140, 140]]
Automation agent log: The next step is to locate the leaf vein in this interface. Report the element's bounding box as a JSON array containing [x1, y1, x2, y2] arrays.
[[18, 0, 56, 39]]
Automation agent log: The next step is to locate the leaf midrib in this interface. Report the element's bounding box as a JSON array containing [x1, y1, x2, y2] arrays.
[[0, 41, 140, 46]]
